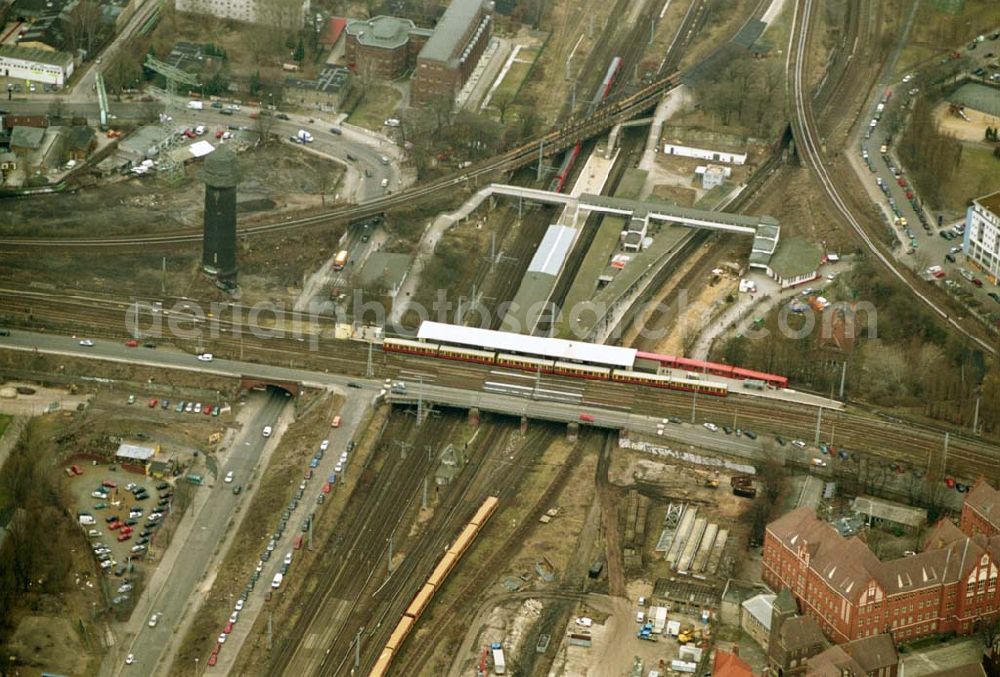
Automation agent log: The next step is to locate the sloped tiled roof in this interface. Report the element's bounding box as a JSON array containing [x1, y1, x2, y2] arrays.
[[767, 506, 837, 557], [965, 478, 1000, 527], [810, 537, 879, 602], [841, 633, 897, 673], [924, 518, 968, 551], [713, 649, 755, 677], [805, 645, 865, 677], [779, 615, 825, 652]]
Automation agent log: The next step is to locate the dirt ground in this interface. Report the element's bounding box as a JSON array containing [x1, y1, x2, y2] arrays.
[[0, 143, 344, 239], [0, 382, 91, 416], [934, 103, 1000, 142]]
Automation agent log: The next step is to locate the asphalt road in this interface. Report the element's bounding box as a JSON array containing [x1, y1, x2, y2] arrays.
[[106, 390, 288, 676], [0, 100, 399, 203], [202, 391, 372, 675], [859, 45, 1000, 308]]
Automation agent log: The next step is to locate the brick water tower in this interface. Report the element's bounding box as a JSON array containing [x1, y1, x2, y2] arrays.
[[201, 145, 239, 288]]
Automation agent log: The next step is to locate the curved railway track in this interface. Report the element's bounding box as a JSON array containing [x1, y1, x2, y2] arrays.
[[786, 0, 996, 357]]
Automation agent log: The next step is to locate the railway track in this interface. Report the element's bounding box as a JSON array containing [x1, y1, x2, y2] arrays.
[[264, 411, 445, 675], [391, 429, 586, 675], [1, 291, 995, 482], [0, 72, 680, 250]]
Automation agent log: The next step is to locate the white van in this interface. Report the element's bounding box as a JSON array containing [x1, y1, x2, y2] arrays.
[[380, 178, 389, 188], [272, 572, 283, 589]]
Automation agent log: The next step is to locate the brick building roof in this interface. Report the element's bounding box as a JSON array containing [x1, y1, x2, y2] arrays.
[[768, 503, 1000, 602], [811, 537, 880, 602], [841, 633, 897, 673], [924, 518, 968, 550], [966, 477, 1000, 528], [712, 649, 754, 677], [805, 645, 865, 676], [778, 615, 825, 652]]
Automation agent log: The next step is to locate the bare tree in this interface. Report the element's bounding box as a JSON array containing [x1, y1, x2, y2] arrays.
[[253, 112, 275, 144], [66, 0, 104, 57]]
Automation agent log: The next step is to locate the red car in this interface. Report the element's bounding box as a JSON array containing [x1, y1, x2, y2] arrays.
[[972, 278, 984, 287], [149, 399, 158, 408], [933, 270, 946, 279], [208, 655, 218, 666], [117, 532, 132, 542], [305, 469, 313, 480], [71, 464, 83, 476], [215, 129, 225, 139], [224, 621, 233, 634], [945, 477, 956, 488], [125, 339, 138, 347], [203, 404, 212, 415], [322, 482, 331, 494], [108, 520, 123, 531], [905, 190, 914, 200], [102, 480, 117, 489], [897, 177, 907, 187], [579, 413, 595, 423]]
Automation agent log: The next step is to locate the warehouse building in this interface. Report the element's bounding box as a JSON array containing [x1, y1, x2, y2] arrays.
[[284, 66, 352, 111], [0, 45, 74, 86]]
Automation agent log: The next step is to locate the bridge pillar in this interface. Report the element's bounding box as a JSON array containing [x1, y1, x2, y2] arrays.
[[468, 407, 480, 427], [567, 421, 579, 442], [520, 416, 528, 434]]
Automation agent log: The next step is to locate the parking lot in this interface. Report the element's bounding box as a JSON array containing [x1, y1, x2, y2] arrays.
[[67, 462, 181, 602]]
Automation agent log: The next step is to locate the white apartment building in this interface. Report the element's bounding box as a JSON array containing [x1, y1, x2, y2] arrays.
[[175, 0, 309, 27], [965, 191, 1000, 283]]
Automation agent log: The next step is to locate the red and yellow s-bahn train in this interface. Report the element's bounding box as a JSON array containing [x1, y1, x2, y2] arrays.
[[370, 497, 500, 677]]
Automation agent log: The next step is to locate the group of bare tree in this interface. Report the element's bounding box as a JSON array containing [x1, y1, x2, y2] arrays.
[[695, 55, 785, 137], [0, 421, 73, 637], [895, 96, 963, 209]]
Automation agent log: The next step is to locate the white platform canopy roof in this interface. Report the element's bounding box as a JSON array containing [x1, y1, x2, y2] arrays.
[[417, 321, 637, 368]]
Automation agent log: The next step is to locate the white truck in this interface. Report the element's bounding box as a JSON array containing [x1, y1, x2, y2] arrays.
[[491, 644, 505, 675], [296, 129, 314, 143], [187, 100, 204, 110]]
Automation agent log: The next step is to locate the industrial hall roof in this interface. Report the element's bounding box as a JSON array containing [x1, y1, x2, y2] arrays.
[[416, 321, 638, 368]]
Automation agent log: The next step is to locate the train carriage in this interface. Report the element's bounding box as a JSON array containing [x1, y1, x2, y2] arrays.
[[552, 361, 612, 380], [426, 550, 459, 588], [370, 649, 394, 677], [382, 337, 440, 358], [386, 614, 415, 650], [448, 524, 481, 558], [404, 585, 434, 622], [495, 353, 556, 373], [469, 496, 500, 526], [611, 370, 728, 396], [437, 345, 496, 364]]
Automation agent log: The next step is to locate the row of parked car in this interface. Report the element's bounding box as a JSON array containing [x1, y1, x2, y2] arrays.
[[206, 426, 352, 665]]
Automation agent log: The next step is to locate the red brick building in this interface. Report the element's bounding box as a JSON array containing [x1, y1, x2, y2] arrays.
[[962, 478, 1000, 537], [762, 483, 1000, 648], [410, 0, 492, 105]]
